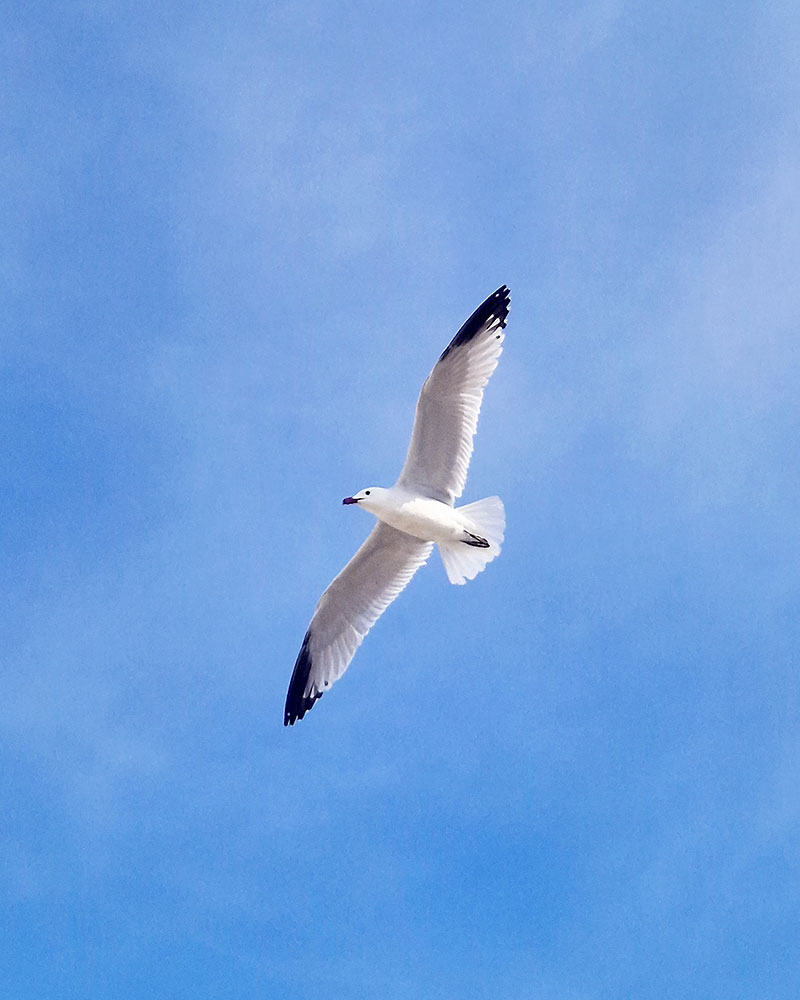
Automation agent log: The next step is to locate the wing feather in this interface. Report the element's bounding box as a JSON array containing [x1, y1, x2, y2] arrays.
[[395, 285, 510, 504], [284, 523, 433, 725]]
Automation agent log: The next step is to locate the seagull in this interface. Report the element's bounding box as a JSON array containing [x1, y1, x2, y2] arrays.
[[284, 285, 510, 725]]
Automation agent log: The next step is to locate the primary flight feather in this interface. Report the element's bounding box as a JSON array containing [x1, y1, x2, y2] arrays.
[[284, 285, 510, 725]]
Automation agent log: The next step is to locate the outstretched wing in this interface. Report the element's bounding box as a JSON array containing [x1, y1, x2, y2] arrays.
[[395, 285, 510, 505], [284, 523, 433, 725]]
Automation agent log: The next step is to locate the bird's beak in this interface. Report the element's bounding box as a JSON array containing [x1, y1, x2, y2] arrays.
[[342, 496, 359, 505]]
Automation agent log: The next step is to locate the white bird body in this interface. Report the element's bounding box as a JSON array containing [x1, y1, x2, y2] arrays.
[[355, 487, 481, 545], [284, 285, 511, 725]]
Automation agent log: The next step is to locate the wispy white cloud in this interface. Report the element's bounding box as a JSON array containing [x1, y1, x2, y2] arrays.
[[617, 158, 800, 517]]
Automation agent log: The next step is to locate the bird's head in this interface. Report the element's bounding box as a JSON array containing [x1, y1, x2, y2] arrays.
[[342, 487, 385, 510]]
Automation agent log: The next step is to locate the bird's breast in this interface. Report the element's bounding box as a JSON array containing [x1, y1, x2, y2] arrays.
[[375, 495, 463, 544]]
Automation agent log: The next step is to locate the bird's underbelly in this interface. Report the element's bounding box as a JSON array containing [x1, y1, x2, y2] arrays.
[[375, 496, 464, 544]]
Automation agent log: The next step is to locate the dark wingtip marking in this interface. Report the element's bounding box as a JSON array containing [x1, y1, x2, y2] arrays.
[[284, 630, 323, 726], [462, 532, 490, 547], [439, 285, 511, 362]]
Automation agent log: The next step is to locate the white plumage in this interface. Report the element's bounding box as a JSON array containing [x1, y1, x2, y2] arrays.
[[285, 286, 510, 725]]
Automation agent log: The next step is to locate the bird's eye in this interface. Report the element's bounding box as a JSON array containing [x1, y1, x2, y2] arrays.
[[365, 490, 371, 495]]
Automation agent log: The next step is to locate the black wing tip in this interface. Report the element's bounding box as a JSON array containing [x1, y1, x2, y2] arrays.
[[439, 285, 511, 362], [284, 630, 323, 726]]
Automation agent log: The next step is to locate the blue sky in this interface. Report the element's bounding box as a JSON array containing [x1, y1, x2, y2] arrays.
[[3, 2, 799, 997]]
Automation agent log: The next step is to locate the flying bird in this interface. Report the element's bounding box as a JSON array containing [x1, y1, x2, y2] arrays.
[[284, 285, 511, 725]]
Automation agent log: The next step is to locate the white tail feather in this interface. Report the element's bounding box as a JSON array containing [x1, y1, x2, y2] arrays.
[[438, 496, 505, 585]]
